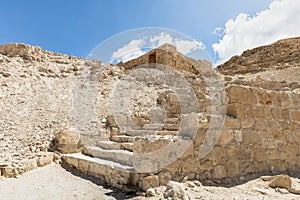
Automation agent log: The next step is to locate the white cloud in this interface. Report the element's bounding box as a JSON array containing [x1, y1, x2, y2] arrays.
[[110, 32, 205, 63], [150, 32, 173, 47], [212, 27, 224, 36], [174, 39, 204, 55], [110, 39, 145, 63], [213, 0, 300, 64], [150, 32, 205, 55]]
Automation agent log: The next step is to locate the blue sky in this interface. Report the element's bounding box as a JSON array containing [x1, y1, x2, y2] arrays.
[[1, 0, 298, 63]]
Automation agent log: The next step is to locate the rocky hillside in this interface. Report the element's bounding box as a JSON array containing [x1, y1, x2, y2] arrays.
[[0, 43, 123, 172], [217, 37, 300, 76]]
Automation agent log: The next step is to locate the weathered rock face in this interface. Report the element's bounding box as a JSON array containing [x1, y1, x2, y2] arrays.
[[0, 43, 123, 176], [217, 37, 300, 75]]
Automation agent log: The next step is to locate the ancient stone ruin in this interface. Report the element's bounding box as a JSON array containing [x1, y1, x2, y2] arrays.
[[0, 38, 299, 193]]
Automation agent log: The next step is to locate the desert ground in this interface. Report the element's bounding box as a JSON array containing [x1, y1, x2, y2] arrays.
[[1, 164, 300, 200]]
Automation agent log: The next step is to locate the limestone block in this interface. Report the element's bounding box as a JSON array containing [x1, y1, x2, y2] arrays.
[[273, 131, 286, 141], [23, 159, 38, 172], [271, 91, 282, 106], [268, 120, 282, 132], [158, 171, 172, 185], [265, 140, 279, 149], [227, 86, 257, 105], [235, 145, 252, 160], [180, 158, 198, 174], [88, 162, 106, 177], [111, 168, 131, 185], [267, 150, 286, 160], [37, 153, 54, 167], [280, 109, 290, 121], [217, 129, 234, 145], [253, 120, 269, 131], [213, 165, 226, 179], [241, 119, 255, 129], [78, 159, 90, 173], [64, 156, 79, 168], [238, 161, 253, 174], [269, 175, 292, 189], [285, 144, 298, 163], [226, 160, 240, 177], [0, 167, 22, 178], [254, 106, 266, 119], [257, 90, 272, 105], [281, 93, 295, 108], [199, 160, 213, 171], [224, 118, 241, 129], [53, 128, 80, 153], [290, 110, 300, 122], [234, 130, 243, 143], [243, 105, 256, 119], [253, 144, 267, 162], [270, 107, 281, 120], [243, 129, 261, 144], [141, 175, 159, 191], [205, 147, 226, 165], [226, 103, 244, 118]]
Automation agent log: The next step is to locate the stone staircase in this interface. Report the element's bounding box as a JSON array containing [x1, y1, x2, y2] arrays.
[[62, 117, 180, 191]]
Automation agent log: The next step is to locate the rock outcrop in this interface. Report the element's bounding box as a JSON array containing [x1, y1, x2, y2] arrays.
[[217, 37, 300, 75]]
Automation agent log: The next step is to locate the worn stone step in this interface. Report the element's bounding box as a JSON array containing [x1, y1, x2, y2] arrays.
[[165, 117, 180, 124], [62, 153, 136, 191], [163, 123, 179, 131], [143, 123, 164, 130], [126, 130, 156, 136], [83, 146, 134, 166], [126, 129, 179, 136], [96, 140, 133, 152], [156, 130, 179, 136], [111, 135, 135, 143]]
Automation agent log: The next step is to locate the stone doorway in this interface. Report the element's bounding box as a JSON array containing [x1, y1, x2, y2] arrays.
[[149, 53, 156, 63]]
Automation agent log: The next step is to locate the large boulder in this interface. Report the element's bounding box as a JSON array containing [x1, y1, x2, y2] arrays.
[[52, 128, 80, 153]]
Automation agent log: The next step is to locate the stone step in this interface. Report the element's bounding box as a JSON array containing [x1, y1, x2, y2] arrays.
[[83, 146, 134, 166], [126, 129, 179, 136], [165, 117, 180, 124], [126, 130, 156, 136], [62, 153, 136, 191], [156, 130, 179, 136], [96, 140, 133, 152], [143, 123, 164, 130], [111, 135, 135, 143], [163, 123, 179, 131]]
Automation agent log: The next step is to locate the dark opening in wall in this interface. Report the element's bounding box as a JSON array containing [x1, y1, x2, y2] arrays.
[[149, 53, 156, 63]]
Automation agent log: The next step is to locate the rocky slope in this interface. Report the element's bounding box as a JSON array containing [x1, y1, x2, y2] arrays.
[[0, 43, 123, 174], [217, 37, 300, 94], [217, 37, 300, 76]]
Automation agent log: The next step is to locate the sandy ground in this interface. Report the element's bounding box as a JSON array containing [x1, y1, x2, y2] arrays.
[[1, 164, 300, 200], [0, 164, 126, 200]]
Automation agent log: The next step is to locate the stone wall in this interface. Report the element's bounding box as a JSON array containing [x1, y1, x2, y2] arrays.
[[132, 84, 300, 185]]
